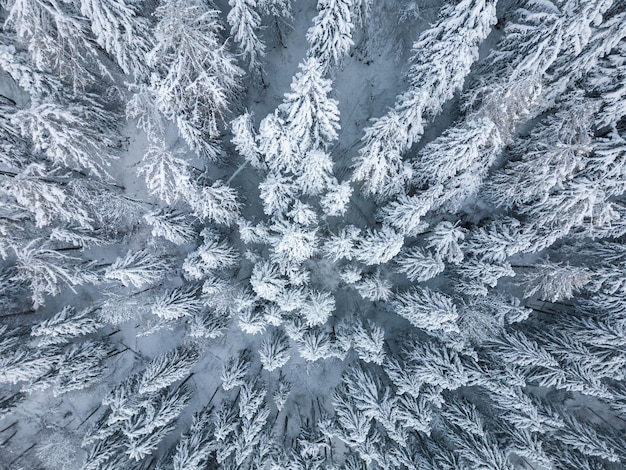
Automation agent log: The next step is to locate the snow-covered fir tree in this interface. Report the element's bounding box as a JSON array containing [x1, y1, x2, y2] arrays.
[[2, 1, 626, 469]]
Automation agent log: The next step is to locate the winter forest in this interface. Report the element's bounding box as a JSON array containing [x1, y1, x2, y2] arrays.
[[1, 0, 626, 467]]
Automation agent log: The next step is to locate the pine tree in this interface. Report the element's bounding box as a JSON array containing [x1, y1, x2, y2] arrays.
[[272, 371, 291, 411], [144, 209, 196, 245], [24, 339, 110, 396], [378, 191, 439, 236], [426, 221, 466, 264], [352, 0, 496, 199], [126, 85, 166, 141], [184, 181, 239, 227], [489, 332, 574, 389], [78, 0, 152, 78], [392, 287, 459, 333], [295, 149, 335, 196], [0, 347, 52, 385], [355, 270, 392, 302], [138, 345, 199, 395], [250, 261, 287, 302], [484, 95, 598, 209], [258, 173, 298, 216], [183, 230, 239, 280], [320, 181, 352, 217], [463, 217, 534, 263], [227, 0, 266, 70], [259, 328, 291, 371], [213, 400, 238, 443], [0, 43, 64, 99], [330, 388, 372, 446], [405, 340, 477, 391], [151, 285, 204, 320], [149, 0, 242, 158], [395, 246, 444, 282], [299, 290, 335, 326], [159, 406, 217, 470], [521, 261, 592, 302], [15, 239, 97, 308], [287, 201, 319, 226], [401, 0, 578, 217], [351, 111, 412, 199], [12, 98, 120, 178], [238, 379, 266, 420], [4, 0, 106, 88], [269, 220, 318, 270], [323, 226, 360, 261], [306, 0, 355, 71], [340, 365, 406, 446], [123, 385, 192, 461], [398, 0, 497, 143], [31, 306, 102, 346], [354, 226, 404, 265], [442, 399, 515, 470], [351, 320, 385, 365], [258, 0, 292, 17], [188, 309, 230, 340], [1, 164, 93, 229], [231, 111, 263, 169], [555, 415, 621, 462], [297, 326, 332, 361], [137, 140, 194, 205], [277, 57, 340, 159], [221, 350, 251, 391], [104, 249, 168, 288], [256, 113, 295, 172]]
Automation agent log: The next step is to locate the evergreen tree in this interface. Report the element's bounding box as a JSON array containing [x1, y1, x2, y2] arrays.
[[426, 221, 466, 264], [149, 0, 242, 158], [276, 57, 340, 162], [231, 111, 263, 168], [228, 0, 265, 70], [392, 287, 459, 333], [31, 306, 102, 346], [351, 319, 385, 365], [183, 229, 239, 280], [151, 285, 204, 320], [15, 239, 97, 307], [355, 226, 404, 265], [306, 0, 355, 71], [395, 246, 444, 282], [352, 0, 497, 199], [521, 261, 592, 302], [158, 406, 217, 470], [137, 140, 194, 205], [4, 0, 106, 88], [123, 385, 192, 461], [272, 371, 291, 411], [299, 290, 335, 326], [78, 0, 152, 78], [398, 0, 497, 143], [24, 339, 110, 396], [1, 164, 93, 229], [221, 350, 251, 391], [104, 249, 169, 288], [144, 209, 196, 245], [259, 328, 291, 371], [188, 181, 241, 226], [13, 98, 120, 178], [297, 326, 332, 362], [355, 270, 392, 302], [138, 345, 199, 395]]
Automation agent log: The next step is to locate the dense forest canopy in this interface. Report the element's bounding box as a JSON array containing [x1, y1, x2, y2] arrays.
[[0, 0, 626, 468]]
